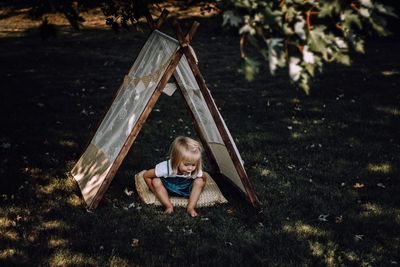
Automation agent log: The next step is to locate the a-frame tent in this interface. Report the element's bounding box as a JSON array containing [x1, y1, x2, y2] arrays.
[[71, 11, 260, 211]]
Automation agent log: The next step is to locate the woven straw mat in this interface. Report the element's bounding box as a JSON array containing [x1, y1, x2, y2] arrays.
[[135, 170, 228, 207]]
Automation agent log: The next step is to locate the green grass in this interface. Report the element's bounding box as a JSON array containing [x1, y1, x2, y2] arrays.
[[0, 19, 399, 266]]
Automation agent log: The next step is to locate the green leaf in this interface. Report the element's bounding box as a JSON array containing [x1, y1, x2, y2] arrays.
[[289, 57, 302, 81], [341, 10, 362, 30], [266, 38, 285, 74], [375, 4, 398, 18], [308, 26, 328, 55], [223, 10, 243, 27], [294, 17, 306, 40], [240, 57, 261, 81], [336, 54, 351, 65]]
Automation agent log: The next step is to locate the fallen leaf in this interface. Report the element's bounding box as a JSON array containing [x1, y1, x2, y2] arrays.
[[353, 183, 364, 189], [354, 234, 364, 241], [131, 238, 140, 247], [377, 183, 386, 188], [124, 188, 134, 196], [318, 214, 329, 222], [225, 241, 233, 246], [335, 215, 343, 224], [226, 208, 235, 214]]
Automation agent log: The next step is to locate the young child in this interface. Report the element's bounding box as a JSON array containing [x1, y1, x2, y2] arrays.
[[143, 136, 206, 217]]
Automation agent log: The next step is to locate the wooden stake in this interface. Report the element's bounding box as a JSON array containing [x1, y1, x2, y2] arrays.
[[155, 9, 169, 29], [146, 9, 169, 30]]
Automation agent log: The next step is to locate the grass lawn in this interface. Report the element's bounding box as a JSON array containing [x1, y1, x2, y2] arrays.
[[0, 7, 399, 267]]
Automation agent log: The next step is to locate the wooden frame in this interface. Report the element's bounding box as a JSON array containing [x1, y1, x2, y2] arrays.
[[74, 9, 261, 211]]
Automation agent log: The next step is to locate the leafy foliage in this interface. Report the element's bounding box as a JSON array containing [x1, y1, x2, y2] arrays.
[[26, 0, 397, 92], [222, 0, 397, 93], [102, 0, 161, 31]]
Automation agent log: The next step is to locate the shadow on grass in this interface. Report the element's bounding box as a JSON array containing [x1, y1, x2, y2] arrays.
[[0, 19, 399, 266]]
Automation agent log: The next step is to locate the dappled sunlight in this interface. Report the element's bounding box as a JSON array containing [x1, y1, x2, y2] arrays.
[[40, 220, 70, 231], [360, 202, 384, 218], [49, 249, 97, 266], [367, 163, 392, 174], [0, 2, 219, 38], [381, 70, 400, 76], [155, 1, 219, 19], [48, 238, 69, 248], [67, 194, 83, 207], [38, 177, 76, 195], [59, 139, 78, 148], [375, 106, 400, 116], [0, 217, 13, 228], [0, 248, 27, 261], [283, 222, 329, 239], [23, 166, 44, 179], [308, 241, 339, 267], [26, 231, 39, 243], [1, 229, 20, 241]]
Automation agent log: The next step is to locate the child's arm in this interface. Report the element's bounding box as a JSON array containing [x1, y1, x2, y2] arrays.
[[143, 168, 157, 179]]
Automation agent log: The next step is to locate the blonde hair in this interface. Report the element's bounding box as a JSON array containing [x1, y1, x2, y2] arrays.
[[169, 136, 203, 176]]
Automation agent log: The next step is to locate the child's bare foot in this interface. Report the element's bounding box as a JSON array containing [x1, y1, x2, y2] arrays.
[[187, 208, 198, 217], [164, 206, 174, 214]]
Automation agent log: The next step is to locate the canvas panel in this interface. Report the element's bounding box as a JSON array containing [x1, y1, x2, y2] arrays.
[[72, 31, 179, 206], [92, 31, 179, 164], [208, 143, 246, 192], [71, 143, 112, 206]]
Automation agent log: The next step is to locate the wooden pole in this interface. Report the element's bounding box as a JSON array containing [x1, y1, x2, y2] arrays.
[[155, 9, 169, 29], [146, 9, 169, 31], [145, 12, 155, 30]]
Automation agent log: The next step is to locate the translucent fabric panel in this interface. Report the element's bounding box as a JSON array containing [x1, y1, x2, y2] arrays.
[[92, 31, 179, 163], [174, 54, 223, 143], [171, 46, 248, 194]]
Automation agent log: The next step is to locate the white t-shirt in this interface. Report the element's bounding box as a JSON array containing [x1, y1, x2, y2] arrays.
[[155, 160, 203, 179]]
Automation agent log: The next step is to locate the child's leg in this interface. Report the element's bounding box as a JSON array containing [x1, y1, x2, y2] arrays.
[[187, 177, 206, 217], [144, 176, 154, 192], [152, 178, 174, 213]]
